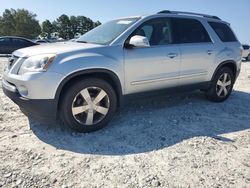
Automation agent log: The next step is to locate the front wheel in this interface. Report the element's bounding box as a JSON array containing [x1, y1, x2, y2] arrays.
[[60, 78, 117, 133], [206, 67, 234, 102]]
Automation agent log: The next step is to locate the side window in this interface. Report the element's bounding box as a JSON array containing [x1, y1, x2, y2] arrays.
[[208, 22, 237, 42], [12, 38, 22, 46], [21, 40, 33, 46], [172, 18, 211, 44], [130, 18, 173, 46], [12, 39, 33, 46], [141, 25, 153, 41], [12, 38, 29, 46], [0, 38, 11, 45]]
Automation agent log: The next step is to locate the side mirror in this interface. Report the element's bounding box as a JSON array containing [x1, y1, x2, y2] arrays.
[[128, 35, 150, 48]]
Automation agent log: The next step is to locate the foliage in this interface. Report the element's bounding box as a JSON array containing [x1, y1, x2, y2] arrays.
[[0, 8, 101, 39], [51, 15, 102, 39], [41, 20, 55, 39], [0, 9, 41, 39], [55, 14, 72, 39]]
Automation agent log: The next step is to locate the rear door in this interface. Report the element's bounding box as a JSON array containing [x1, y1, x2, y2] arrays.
[[172, 18, 215, 85]]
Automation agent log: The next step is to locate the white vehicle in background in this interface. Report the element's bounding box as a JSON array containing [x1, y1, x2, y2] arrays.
[[242, 44, 250, 61]]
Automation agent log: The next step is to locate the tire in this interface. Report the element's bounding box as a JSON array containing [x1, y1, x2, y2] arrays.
[[247, 54, 250, 61], [59, 78, 117, 133], [206, 67, 234, 102]]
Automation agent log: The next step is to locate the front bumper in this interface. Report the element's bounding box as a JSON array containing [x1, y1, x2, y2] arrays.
[[2, 80, 57, 119], [2, 70, 63, 100]]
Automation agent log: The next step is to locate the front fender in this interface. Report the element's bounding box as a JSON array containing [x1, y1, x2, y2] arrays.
[[51, 52, 123, 77], [50, 50, 124, 90]]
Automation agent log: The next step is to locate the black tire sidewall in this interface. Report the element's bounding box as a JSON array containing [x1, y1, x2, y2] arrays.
[[207, 67, 234, 102], [247, 54, 250, 61], [60, 78, 117, 133]]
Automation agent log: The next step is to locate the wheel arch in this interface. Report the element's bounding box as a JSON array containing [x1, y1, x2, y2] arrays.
[[55, 69, 124, 114], [211, 60, 237, 83], [247, 53, 250, 60]]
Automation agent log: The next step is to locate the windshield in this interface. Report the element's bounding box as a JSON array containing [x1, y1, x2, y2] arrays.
[[77, 18, 140, 45]]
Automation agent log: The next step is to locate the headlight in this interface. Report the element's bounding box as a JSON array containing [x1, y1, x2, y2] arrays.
[[18, 54, 56, 75]]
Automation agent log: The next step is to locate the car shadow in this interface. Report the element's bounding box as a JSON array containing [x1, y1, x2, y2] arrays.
[[29, 90, 250, 155]]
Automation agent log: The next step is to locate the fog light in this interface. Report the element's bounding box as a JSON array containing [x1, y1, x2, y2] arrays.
[[17, 85, 28, 97]]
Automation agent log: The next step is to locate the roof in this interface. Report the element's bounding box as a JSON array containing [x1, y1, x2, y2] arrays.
[[0, 36, 35, 43]]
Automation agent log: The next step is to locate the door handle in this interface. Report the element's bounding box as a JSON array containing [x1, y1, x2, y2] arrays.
[[167, 53, 178, 59], [207, 50, 213, 55]]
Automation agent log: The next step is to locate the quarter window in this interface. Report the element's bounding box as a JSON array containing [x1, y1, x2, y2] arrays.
[[172, 18, 212, 44], [208, 22, 237, 42]]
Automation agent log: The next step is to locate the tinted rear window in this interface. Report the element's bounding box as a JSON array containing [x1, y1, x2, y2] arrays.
[[172, 18, 211, 44], [209, 22, 237, 42]]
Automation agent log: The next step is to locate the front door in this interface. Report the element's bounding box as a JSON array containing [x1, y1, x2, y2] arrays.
[[124, 18, 180, 94]]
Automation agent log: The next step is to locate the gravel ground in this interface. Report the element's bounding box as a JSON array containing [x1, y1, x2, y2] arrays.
[[0, 57, 250, 188]]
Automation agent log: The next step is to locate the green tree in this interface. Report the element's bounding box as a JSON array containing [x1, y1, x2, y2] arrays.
[[76, 16, 94, 35], [70, 16, 79, 38], [84, 17, 95, 33], [76, 16, 87, 34], [94, 21, 101, 28], [54, 15, 100, 39], [0, 9, 16, 36], [0, 9, 41, 39], [41, 20, 54, 39], [55, 14, 72, 39]]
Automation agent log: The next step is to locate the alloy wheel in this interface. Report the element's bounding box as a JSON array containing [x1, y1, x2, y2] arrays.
[[216, 73, 232, 97], [71, 87, 110, 126]]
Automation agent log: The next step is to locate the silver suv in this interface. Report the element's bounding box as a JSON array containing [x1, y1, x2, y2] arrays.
[[2, 11, 242, 132]]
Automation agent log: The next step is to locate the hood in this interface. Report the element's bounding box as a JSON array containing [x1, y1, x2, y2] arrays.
[[13, 42, 103, 57]]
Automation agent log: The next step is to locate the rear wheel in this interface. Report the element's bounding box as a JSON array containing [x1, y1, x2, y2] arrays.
[[247, 54, 250, 61], [60, 78, 117, 133], [206, 67, 234, 102]]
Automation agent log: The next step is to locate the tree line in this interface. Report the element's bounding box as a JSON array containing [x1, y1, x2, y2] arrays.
[[0, 9, 101, 39]]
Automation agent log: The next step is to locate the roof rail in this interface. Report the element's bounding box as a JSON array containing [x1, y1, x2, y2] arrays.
[[157, 10, 221, 20]]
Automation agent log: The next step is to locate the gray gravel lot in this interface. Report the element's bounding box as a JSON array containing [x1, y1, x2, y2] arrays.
[[0, 57, 250, 187]]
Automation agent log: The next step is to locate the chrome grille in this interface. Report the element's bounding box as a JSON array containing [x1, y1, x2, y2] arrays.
[[8, 55, 19, 70]]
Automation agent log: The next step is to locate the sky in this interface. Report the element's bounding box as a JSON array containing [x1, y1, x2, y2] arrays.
[[0, 0, 250, 44]]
